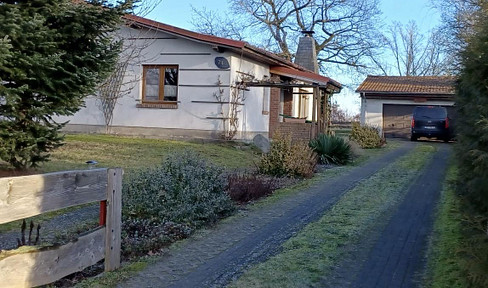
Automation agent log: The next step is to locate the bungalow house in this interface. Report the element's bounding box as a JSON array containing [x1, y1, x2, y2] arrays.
[[356, 75, 456, 138], [58, 15, 341, 141]]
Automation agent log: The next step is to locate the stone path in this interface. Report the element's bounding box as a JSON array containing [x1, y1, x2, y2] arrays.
[[118, 142, 415, 288]]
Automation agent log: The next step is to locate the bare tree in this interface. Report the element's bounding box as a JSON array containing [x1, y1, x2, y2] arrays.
[[431, 0, 486, 71], [190, 7, 249, 41], [377, 21, 448, 76], [192, 0, 383, 72]]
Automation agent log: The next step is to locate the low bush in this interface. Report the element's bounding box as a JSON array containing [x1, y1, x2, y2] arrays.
[[122, 219, 192, 257], [349, 122, 382, 149], [123, 150, 234, 226], [122, 150, 235, 255], [309, 134, 352, 165], [257, 133, 317, 178], [227, 173, 277, 203]]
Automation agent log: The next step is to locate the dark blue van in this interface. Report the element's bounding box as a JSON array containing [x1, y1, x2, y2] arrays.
[[410, 106, 450, 142]]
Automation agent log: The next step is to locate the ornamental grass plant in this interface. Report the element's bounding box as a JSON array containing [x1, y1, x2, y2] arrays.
[[309, 134, 352, 165]]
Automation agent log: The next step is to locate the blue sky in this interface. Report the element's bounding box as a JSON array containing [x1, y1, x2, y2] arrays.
[[146, 0, 441, 114], [148, 0, 440, 33]]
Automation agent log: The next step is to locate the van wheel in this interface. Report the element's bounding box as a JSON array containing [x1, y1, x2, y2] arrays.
[[410, 136, 417, 141]]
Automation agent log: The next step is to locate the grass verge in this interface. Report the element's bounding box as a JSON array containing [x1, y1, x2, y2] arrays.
[[72, 260, 150, 288], [424, 163, 468, 288], [230, 144, 436, 288], [425, 161, 488, 288]]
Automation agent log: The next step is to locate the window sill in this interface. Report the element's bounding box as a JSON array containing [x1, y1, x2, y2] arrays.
[[136, 103, 178, 109]]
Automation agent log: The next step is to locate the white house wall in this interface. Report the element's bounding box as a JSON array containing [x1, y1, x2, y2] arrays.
[[57, 26, 270, 140], [229, 55, 270, 139], [361, 98, 455, 134]]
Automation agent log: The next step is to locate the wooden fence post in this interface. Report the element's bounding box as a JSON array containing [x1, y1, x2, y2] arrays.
[[105, 168, 122, 271]]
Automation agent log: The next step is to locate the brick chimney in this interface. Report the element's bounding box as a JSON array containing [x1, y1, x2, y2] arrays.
[[294, 31, 318, 73]]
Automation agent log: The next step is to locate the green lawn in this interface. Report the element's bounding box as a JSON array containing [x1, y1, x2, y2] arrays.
[[27, 134, 261, 174]]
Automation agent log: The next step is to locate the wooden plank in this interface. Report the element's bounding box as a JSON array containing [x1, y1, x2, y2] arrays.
[[104, 168, 122, 271], [0, 169, 108, 224], [0, 228, 105, 288]]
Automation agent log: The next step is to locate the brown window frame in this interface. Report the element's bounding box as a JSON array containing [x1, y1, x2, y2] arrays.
[[141, 65, 179, 103]]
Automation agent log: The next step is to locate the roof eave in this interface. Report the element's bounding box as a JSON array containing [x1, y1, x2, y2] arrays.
[[123, 14, 246, 49], [356, 90, 455, 95]]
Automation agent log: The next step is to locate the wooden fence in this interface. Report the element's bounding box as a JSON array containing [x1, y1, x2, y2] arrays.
[[0, 168, 123, 288]]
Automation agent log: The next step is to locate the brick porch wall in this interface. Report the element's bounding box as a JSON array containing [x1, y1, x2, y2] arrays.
[[269, 87, 280, 138], [283, 89, 293, 116], [269, 86, 313, 142], [275, 122, 312, 142]]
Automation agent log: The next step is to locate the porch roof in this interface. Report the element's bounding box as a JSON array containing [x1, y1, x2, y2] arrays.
[[270, 66, 341, 90]]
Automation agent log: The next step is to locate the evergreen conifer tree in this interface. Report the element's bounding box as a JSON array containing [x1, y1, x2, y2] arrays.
[[456, 4, 488, 214], [0, 0, 133, 169]]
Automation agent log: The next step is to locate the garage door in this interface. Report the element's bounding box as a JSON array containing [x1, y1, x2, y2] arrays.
[[383, 104, 457, 139], [383, 104, 416, 138]]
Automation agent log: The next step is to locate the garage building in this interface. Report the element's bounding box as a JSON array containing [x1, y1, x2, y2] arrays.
[[356, 75, 456, 138]]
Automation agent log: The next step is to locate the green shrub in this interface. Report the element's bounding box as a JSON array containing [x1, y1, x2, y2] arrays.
[[309, 134, 352, 165], [122, 150, 235, 227], [459, 214, 488, 287], [349, 122, 382, 149], [257, 133, 317, 178], [121, 150, 235, 255]]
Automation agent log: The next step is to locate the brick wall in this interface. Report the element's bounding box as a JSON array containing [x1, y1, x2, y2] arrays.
[[269, 87, 280, 138], [283, 89, 293, 116], [275, 122, 312, 142]]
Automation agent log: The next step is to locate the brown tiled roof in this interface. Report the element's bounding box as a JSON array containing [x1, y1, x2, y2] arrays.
[[356, 75, 456, 94], [123, 14, 341, 90], [123, 14, 247, 49], [270, 66, 341, 89]]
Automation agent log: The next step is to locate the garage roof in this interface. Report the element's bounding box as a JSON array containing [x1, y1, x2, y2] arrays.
[[356, 75, 456, 95]]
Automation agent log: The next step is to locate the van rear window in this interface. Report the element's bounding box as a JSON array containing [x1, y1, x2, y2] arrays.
[[413, 106, 447, 118]]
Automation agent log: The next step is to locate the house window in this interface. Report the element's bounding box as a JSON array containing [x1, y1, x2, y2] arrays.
[[142, 65, 178, 102]]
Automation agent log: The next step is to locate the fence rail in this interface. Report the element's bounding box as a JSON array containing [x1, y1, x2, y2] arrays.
[[0, 168, 122, 288]]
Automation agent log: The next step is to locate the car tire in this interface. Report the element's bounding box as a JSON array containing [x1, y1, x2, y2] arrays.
[[410, 135, 417, 141]]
